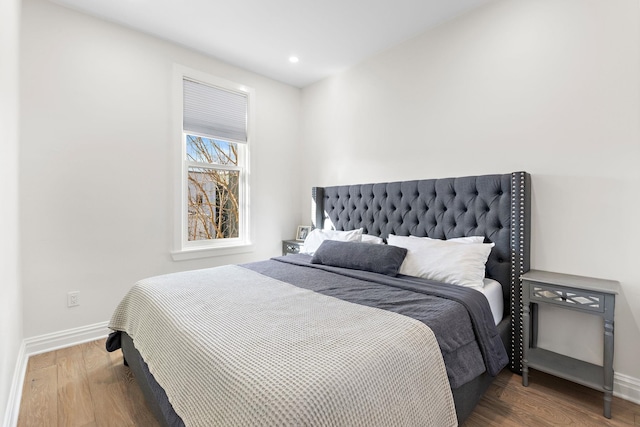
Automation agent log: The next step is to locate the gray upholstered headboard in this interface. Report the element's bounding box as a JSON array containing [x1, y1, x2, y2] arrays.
[[311, 172, 530, 372]]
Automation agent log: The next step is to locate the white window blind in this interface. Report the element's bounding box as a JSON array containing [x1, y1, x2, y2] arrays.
[[183, 78, 248, 143]]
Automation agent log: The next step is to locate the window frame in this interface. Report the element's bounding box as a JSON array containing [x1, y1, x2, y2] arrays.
[[172, 65, 254, 260]]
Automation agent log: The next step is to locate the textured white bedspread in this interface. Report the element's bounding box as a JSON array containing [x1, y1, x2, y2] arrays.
[[109, 265, 457, 427]]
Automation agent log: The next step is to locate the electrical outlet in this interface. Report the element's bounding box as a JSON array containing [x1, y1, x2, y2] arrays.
[[67, 291, 80, 307]]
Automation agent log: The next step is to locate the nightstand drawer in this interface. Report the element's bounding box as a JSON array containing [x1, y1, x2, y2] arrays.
[[282, 240, 303, 255], [528, 283, 606, 313]]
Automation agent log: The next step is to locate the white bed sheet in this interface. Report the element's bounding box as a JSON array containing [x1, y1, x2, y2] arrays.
[[477, 278, 504, 325]]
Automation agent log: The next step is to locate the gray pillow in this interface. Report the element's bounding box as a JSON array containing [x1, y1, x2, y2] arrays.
[[311, 240, 408, 276]]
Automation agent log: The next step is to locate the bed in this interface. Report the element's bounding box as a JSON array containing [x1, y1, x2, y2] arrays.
[[106, 171, 531, 426]]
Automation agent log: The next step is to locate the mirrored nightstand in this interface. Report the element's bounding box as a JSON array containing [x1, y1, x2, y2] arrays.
[[521, 269, 619, 419]]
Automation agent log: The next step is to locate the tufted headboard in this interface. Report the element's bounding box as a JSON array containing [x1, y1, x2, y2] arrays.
[[311, 172, 530, 372]]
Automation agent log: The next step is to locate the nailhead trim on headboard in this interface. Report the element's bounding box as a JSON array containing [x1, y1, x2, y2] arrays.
[[508, 171, 531, 372]]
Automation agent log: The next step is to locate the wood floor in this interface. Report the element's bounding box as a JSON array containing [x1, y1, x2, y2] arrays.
[[17, 338, 640, 426]]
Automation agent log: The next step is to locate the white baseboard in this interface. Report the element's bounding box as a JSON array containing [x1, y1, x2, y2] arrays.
[[2, 341, 26, 427], [23, 321, 110, 356], [614, 372, 640, 405], [3, 321, 110, 427]]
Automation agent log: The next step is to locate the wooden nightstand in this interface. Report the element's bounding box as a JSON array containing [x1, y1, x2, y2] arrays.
[[282, 239, 303, 255], [521, 269, 619, 418]]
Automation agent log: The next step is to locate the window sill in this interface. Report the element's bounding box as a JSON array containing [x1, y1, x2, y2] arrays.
[[171, 243, 254, 261]]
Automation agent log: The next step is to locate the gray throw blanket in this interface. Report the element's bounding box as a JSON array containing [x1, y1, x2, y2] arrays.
[[244, 255, 508, 387]]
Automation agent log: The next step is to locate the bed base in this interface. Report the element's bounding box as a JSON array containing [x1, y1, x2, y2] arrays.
[[121, 332, 184, 427]]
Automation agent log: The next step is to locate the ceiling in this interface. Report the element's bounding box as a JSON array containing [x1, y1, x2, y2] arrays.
[[49, 0, 492, 88]]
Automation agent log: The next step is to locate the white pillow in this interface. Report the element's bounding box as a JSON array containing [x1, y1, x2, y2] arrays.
[[387, 234, 494, 289], [361, 234, 384, 244], [301, 228, 363, 255], [409, 235, 485, 244]]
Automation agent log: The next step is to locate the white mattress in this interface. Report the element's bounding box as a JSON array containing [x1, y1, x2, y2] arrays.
[[476, 278, 504, 325]]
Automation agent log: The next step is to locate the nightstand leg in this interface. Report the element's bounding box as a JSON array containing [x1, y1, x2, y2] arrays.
[[604, 389, 612, 419], [522, 302, 530, 387], [531, 303, 538, 348], [603, 314, 615, 419]]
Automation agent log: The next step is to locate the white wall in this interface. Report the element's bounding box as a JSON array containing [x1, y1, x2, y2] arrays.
[[20, 0, 302, 338], [301, 0, 640, 391], [0, 0, 23, 423]]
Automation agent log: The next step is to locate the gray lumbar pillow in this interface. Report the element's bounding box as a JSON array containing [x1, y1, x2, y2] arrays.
[[310, 240, 408, 276]]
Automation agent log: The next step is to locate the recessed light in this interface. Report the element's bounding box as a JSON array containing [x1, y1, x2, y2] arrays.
[[289, 56, 299, 63]]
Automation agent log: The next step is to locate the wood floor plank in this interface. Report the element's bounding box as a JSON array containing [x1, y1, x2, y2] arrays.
[[27, 351, 57, 373], [82, 339, 138, 427], [56, 344, 96, 426], [17, 365, 58, 427], [17, 339, 640, 427]]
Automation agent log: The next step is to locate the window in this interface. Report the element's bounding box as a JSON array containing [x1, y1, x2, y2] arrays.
[[173, 66, 253, 259], [186, 136, 241, 241]]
